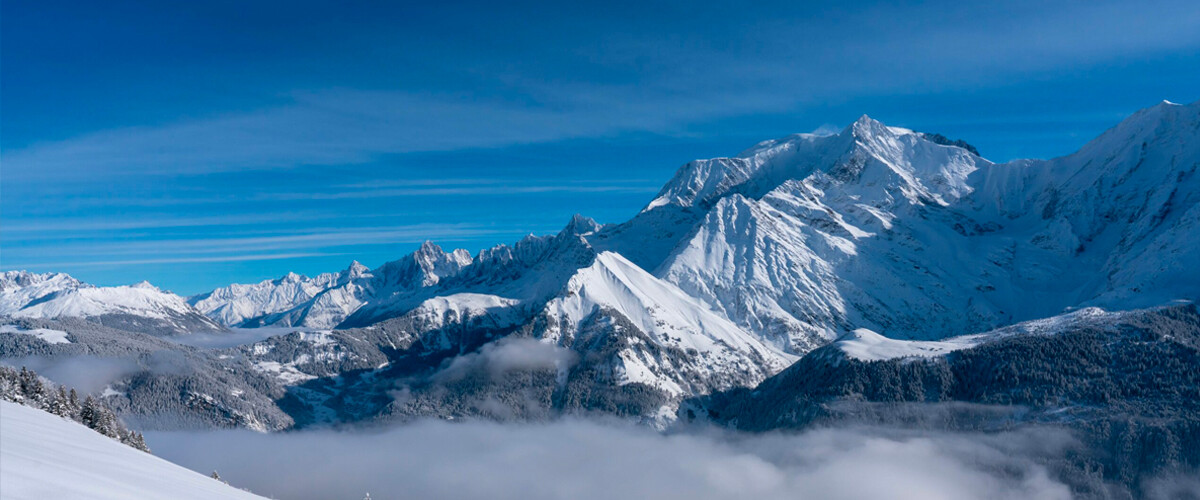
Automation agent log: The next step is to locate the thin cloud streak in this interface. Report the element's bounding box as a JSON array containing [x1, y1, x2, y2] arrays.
[[5, 224, 552, 260], [261, 184, 659, 201], [332, 178, 660, 189], [5, 252, 348, 269], [1, 212, 349, 233], [6, 1, 1198, 181]]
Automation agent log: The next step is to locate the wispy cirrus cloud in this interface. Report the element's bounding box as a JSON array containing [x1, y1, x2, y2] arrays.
[[261, 183, 659, 202], [9, 224, 531, 259], [5, 252, 347, 269], [0, 212, 343, 233], [6, 1, 1198, 182]]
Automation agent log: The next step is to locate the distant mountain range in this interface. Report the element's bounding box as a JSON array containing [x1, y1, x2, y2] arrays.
[[2, 99, 1197, 430]]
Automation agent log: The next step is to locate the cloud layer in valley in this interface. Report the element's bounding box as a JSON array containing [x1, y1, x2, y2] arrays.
[[147, 421, 1078, 500]]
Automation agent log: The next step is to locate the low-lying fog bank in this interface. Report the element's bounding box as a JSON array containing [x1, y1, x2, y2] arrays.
[[145, 419, 1196, 500]]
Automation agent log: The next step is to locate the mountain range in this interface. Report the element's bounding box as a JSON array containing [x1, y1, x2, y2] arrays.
[[2, 99, 1197, 430]]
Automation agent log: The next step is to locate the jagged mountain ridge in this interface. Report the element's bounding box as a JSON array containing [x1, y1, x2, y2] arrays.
[[188, 99, 1200, 355], [188, 241, 473, 329]]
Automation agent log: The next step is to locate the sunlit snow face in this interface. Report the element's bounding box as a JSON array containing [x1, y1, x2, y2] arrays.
[[147, 421, 1077, 500]]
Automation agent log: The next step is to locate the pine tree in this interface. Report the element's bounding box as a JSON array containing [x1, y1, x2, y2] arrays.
[[0, 367, 18, 401], [93, 406, 120, 438], [68, 389, 81, 418], [79, 396, 109, 435], [47, 387, 71, 417], [17, 367, 47, 408], [124, 431, 150, 453]]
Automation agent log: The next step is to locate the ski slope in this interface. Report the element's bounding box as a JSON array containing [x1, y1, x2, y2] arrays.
[[0, 401, 266, 500]]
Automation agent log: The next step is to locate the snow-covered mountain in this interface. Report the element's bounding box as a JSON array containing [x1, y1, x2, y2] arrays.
[[0, 271, 222, 335], [189, 241, 473, 328], [187, 270, 343, 327], [646, 100, 1200, 351]]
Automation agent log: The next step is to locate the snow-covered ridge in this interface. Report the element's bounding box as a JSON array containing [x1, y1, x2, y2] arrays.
[[832, 328, 985, 362], [0, 271, 222, 335], [829, 307, 1117, 362], [644, 114, 986, 213]]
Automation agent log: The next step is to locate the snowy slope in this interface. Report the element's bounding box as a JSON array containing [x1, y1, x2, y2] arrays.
[[0, 324, 71, 344], [970, 100, 1200, 311], [823, 307, 1117, 362], [0, 271, 222, 335], [0, 401, 265, 500], [409, 293, 524, 331]]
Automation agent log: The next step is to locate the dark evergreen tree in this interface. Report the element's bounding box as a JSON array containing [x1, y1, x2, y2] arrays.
[[47, 387, 71, 417], [68, 388, 81, 417], [17, 367, 47, 407]]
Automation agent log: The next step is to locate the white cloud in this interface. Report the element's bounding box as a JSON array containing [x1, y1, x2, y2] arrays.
[[14, 252, 346, 269], [145, 421, 1075, 500], [434, 337, 579, 383]]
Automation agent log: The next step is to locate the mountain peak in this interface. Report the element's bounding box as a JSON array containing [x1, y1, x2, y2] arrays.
[[846, 114, 920, 141], [130, 280, 158, 290], [847, 114, 886, 135], [562, 214, 601, 236], [417, 240, 442, 255], [346, 260, 370, 278]]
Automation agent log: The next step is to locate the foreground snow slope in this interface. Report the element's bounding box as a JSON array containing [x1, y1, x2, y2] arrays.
[[0, 401, 266, 500]]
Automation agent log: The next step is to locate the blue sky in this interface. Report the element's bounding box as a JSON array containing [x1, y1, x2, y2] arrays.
[[3, 0, 1200, 295]]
